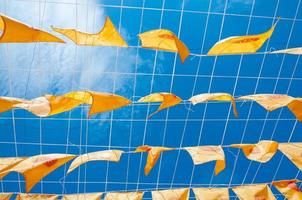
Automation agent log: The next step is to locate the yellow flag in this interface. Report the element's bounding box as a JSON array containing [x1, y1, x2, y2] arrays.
[[0, 97, 25, 113], [184, 146, 226, 175], [138, 93, 182, 118], [232, 184, 276, 200], [208, 21, 277, 55], [272, 179, 302, 200], [135, 146, 174, 175], [0, 157, 25, 179], [230, 140, 278, 163], [52, 17, 128, 47], [151, 188, 189, 200], [16, 193, 58, 200], [0, 193, 13, 200], [62, 193, 103, 200], [278, 143, 302, 171], [0, 15, 64, 43], [287, 98, 302, 122], [189, 93, 238, 117], [192, 188, 229, 200], [139, 29, 190, 63], [271, 47, 302, 55], [67, 150, 123, 174], [0, 154, 75, 192], [105, 192, 144, 200]]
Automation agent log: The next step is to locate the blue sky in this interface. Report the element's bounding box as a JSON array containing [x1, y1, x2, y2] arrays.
[[0, 0, 302, 199]]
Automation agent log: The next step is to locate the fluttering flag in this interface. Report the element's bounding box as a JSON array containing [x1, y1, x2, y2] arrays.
[[0, 97, 25, 113], [272, 179, 302, 200], [0, 154, 75, 192], [67, 150, 123, 174], [237, 94, 302, 122], [51, 17, 128, 47], [138, 29, 190, 63], [0, 193, 13, 200], [192, 188, 229, 200], [62, 193, 103, 200], [0, 157, 25, 179], [271, 47, 302, 55], [138, 93, 182, 118], [230, 140, 278, 163], [232, 184, 276, 200], [185, 146, 226, 175], [189, 93, 238, 117], [135, 145, 174, 175], [151, 188, 189, 200], [0, 15, 64, 43], [207, 20, 278, 55], [16, 194, 58, 200], [104, 192, 144, 200], [278, 143, 302, 171]]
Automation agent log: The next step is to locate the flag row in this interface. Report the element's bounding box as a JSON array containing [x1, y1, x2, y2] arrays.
[[0, 14, 301, 63], [0, 179, 301, 199], [1, 91, 301, 121], [0, 141, 301, 192]]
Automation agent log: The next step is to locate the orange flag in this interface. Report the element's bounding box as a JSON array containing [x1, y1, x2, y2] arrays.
[[278, 143, 302, 171], [52, 17, 127, 47], [62, 193, 103, 200], [16, 193, 58, 200], [192, 188, 229, 200], [0, 15, 64, 43], [138, 93, 182, 118], [232, 184, 276, 200], [151, 188, 189, 200], [185, 146, 226, 175], [105, 192, 144, 200], [0, 157, 25, 179], [135, 145, 174, 175], [0, 193, 13, 200], [0, 97, 25, 113], [139, 29, 190, 63], [230, 140, 278, 163], [272, 179, 302, 200]]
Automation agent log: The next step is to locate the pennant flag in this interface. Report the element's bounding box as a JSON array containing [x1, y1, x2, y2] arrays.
[[192, 188, 229, 200], [189, 93, 238, 117], [0, 97, 25, 113], [208, 21, 277, 55], [0, 157, 25, 179], [62, 193, 103, 200], [67, 150, 123, 174], [230, 140, 278, 163], [52, 17, 128, 47], [0, 15, 64, 43], [138, 93, 182, 118], [271, 47, 302, 55], [151, 188, 189, 200], [0, 193, 13, 200], [278, 143, 302, 171], [135, 146, 174, 175], [287, 98, 302, 122], [232, 184, 276, 200], [105, 192, 144, 200], [0, 154, 75, 192], [16, 193, 58, 200], [138, 29, 190, 63], [184, 146, 226, 175], [272, 179, 302, 200]]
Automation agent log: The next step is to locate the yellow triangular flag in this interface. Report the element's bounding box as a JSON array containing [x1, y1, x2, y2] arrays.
[[272, 179, 302, 200], [232, 184, 276, 200], [62, 193, 103, 200], [193, 187, 229, 200], [151, 188, 189, 200], [278, 143, 302, 170], [105, 192, 144, 200]]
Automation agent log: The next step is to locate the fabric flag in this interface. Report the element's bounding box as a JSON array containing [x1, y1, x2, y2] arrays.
[[52, 17, 127, 47], [151, 188, 189, 200], [105, 192, 144, 200], [287, 98, 302, 122], [138, 29, 190, 63], [272, 179, 302, 200], [184, 146, 226, 175], [0, 15, 64, 43], [189, 93, 238, 117], [207, 20, 277, 55], [16, 194, 58, 200], [138, 93, 182, 118], [0, 157, 25, 179], [62, 193, 103, 200], [0, 97, 25, 113], [278, 143, 302, 171], [135, 146, 174, 175], [0, 154, 75, 192], [232, 184, 276, 200], [271, 47, 302, 55], [192, 188, 229, 200], [0, 193, 13, 200], [230, 140, 278, 163], [67, 150, 123, 174]]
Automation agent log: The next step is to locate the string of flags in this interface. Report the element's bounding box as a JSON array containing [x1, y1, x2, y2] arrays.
[[0, 179, 302, 199], [0, 14, 301, 63], [1, 92, 301, 121], [0, 141, 301, 192]]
